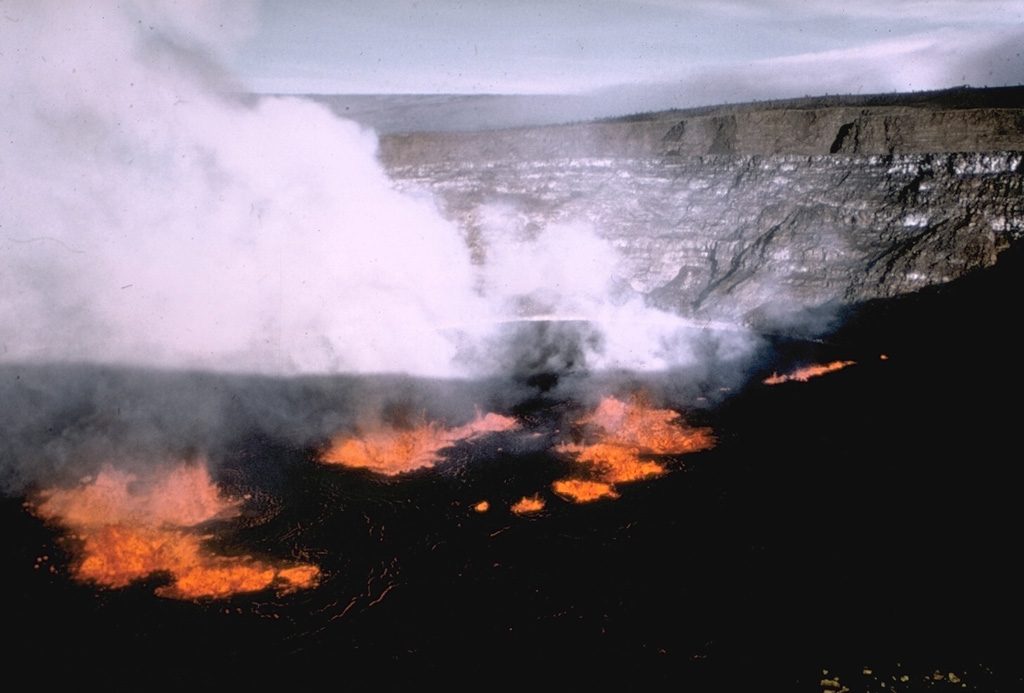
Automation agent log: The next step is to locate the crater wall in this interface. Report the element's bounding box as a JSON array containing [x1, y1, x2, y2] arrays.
[[379, 87, 1024, 331]]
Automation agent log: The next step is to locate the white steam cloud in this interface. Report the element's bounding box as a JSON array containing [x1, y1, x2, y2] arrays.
[[1, 2, 728, 378]]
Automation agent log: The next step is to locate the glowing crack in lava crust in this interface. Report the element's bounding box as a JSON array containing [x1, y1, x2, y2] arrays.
[[320, 412, 518, 475], [763, 360, 856, 385], [31, 463, 320, 600], [554, 396, 715, 502]]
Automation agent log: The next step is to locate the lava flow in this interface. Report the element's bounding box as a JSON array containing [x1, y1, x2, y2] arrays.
[[551, 479, 619, 503], [321, 411, 518, 475], [554, 395, 715, 502], [763, 360, 856, 385], [31, 463, 320, 600], [511, 495, 546, 514]]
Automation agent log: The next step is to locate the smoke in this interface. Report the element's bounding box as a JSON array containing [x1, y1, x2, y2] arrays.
[[3, 2, 476, 375], [0, 1, 740, 379], [0, 2, 758, 494]]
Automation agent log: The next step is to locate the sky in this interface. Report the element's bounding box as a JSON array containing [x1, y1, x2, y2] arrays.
[[233, 0, 1024, 100]]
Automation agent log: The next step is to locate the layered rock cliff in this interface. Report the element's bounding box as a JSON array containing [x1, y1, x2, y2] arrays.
[[379, 87, 1024, 332]]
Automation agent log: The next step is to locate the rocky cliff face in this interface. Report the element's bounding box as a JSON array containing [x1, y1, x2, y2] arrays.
[[662, 108, 1024, 157], [379, 87, 1024, 332]]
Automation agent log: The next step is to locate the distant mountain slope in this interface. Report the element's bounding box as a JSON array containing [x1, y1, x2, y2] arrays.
[[296, 85, 1024, 141], [301, 93, 606, 134], [375, 85, 1024, 164]]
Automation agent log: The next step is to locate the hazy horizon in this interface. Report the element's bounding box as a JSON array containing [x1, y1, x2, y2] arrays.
[[277, 84, 1023, 135], [236, 0, 1024, 106]]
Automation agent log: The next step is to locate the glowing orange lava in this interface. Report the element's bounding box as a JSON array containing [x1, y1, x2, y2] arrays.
[[552, 479, 619, 503], [321, 411, 518, 476], [473, 500, 490, 513], [763, 360, 856, 385], [32, 463, 320, 599], [554, 395, 715, 502], [511, 495, 545, 514]]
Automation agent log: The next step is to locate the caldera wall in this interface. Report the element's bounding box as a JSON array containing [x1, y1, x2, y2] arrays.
[[379, 87, 1024, 331]]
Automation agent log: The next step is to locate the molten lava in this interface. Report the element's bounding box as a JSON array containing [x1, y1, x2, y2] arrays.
[[321, 411, 518, 476], [554, 395, 715, 502], [32, 463, 320, 599], [763, 360, 856, 385], [511, 495, 545, 514], [322, 399, 711, 508], [552, 479, 619, 503]]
